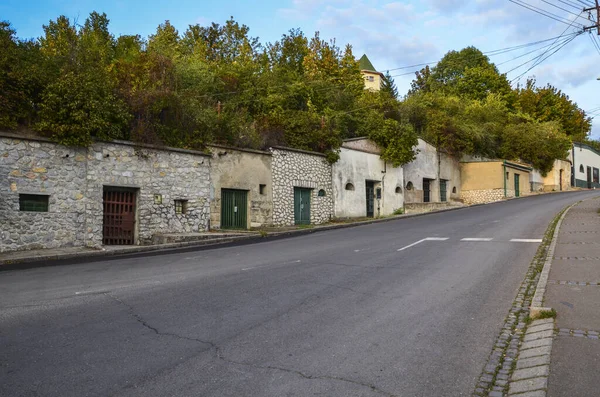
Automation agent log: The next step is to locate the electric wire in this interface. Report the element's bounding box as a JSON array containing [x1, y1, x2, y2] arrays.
[[509, 0, 586, 27], [540, 0, 593, 21], [510, 33, 581, 83]]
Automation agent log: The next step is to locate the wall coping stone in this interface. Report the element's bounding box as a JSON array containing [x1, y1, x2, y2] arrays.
[[208, 143, 271, 156], [0, 131, 211, 158], [270, 146, 327, 158]]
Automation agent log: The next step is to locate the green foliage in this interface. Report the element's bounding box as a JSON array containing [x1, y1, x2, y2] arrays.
[[500, 115, 571, 175], [381, 71, 398, 99], [2, 14, 588, 176], [515, 78, 591, 141]]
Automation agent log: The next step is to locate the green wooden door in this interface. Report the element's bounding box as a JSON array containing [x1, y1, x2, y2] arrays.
[[294, 188, 311, 225], [514, 174, 520, 198], [440, 180, 447, 202], [221, 189, 248, 229]]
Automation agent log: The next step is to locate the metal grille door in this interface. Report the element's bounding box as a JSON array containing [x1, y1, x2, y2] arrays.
[[514, 174, 520, 197], [221, 189, 248, 229], [103, 189, 136, 245]]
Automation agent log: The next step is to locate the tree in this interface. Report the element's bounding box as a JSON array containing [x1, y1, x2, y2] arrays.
[[36, 13, 130, 145], [515, 78, 591, 142], [381, 71, 398, 99], [499, 115, 571, 175], [409, 47, 513, 104]]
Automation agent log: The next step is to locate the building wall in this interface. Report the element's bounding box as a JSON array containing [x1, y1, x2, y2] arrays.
[[1, 137, 87, 252], [333, 146, 404, 218], [403, 139, 461, 203], [361, 71, 382, 91], [542, 159, 571, 192], [208, 145, 272, 229], [271, 147, 333, 226], [460, 161, 530, 204], [461, 162, 503, 191], [85, 142, 210, 246], [530, 169, 544, 192], [1, 134, 211, 252], [341, 138, 381, 154], [570, 144, 600, 188]]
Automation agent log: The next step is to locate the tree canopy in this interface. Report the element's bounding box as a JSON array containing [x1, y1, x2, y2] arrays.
[[405, 46, 591, 174], [0, 13, 420, 164], [0, 13, 594, 171]]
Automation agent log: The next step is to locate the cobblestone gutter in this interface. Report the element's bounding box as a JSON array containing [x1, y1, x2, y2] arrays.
[[472, 205, 569, 397]]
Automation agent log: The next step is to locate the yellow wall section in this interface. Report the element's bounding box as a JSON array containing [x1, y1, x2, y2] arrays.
[[461, 162, 503, 190]]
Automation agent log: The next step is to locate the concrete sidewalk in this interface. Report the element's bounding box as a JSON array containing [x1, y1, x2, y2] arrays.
[[545, 197, 600, 397]]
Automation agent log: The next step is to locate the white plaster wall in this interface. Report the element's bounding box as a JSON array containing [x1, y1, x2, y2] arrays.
[[403, 139, 461, 203], [572, 144, 600, 187], [333, 147, 404, 218], [440, 153, 462, 201]]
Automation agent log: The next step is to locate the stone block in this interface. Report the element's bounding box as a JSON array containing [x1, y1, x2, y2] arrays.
[[508, 377, 547, 394]]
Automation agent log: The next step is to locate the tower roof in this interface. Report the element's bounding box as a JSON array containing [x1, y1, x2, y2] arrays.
[[358, 54, 377, 72]]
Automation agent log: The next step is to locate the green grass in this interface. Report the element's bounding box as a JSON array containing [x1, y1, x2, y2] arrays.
[[533, 308, 557, 320]]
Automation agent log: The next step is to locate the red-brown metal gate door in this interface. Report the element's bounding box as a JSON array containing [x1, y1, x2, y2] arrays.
[[103, 189, 136, 245]]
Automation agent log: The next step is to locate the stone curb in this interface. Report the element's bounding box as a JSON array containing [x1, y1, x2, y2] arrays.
[[0, 190, 586, 271], [508, 319, 555, 396], [530, 201, 578, 311]]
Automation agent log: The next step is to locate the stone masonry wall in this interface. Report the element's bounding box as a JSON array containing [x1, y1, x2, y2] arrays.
[[1, 137, 87, 252], [85, 142, 211, 246], [461, 189, 506, 205], [271, 147, 333, 226], [1, 134, 211, 252]]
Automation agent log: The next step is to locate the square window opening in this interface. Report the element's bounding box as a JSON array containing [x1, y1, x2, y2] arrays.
[[175, 199, 188, 214], [259, 184, 266, 195], [19, 194, 49, 212]]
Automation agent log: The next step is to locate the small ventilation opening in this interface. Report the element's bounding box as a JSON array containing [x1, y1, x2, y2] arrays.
[[345, 183, 355, 191]]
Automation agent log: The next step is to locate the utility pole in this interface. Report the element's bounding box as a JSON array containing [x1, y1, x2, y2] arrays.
[[583, 1, 600, 35]]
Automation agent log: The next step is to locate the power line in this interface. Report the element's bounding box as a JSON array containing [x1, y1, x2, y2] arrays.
[[510, 33, 581, 83], [380, 32, 581, 74], [504, 34, 578, 75], [589, 32, 600, 54], [540, 0, 593, 21], [495, 34, 580, 66], [509, 0, 586, 27], [555, 0, 586, 11], [573, 0, 595, 7], [507, 9, 584, 82]]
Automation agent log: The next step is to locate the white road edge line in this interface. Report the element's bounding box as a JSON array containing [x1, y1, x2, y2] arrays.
[[397, 237, 449, 252], [461, 238, 494, 242], [510, 239, 543, 243]]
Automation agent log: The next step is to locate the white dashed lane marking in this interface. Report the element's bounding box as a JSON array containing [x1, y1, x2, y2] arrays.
[[397, 237, 449, 252], [398, 237, 543, 252]]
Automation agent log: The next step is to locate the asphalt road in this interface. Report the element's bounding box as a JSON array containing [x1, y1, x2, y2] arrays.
[[2, 191, 599, 397]]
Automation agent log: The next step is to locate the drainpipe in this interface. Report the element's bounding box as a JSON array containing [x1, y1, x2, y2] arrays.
[[503, 160, 507, 198]]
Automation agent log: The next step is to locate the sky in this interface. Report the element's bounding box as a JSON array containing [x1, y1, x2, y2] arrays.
[[2, 0, 600, 138]]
